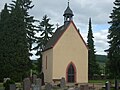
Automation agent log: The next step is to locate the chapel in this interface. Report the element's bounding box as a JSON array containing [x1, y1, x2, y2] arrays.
[[42, 1, 88, 83]]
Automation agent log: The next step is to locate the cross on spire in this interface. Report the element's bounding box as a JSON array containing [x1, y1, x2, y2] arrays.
[[68, 0, 70, 7], [56, 23, 59, 29]]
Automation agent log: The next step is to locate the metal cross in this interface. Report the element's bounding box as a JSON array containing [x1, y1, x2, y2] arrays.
[[68, 0, 70, 6], [56, 23, 59, 29]]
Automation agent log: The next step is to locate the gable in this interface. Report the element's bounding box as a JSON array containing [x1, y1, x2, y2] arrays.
[[53, 21, 88, 52]]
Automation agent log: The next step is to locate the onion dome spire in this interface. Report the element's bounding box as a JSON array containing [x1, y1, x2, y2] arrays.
[[63, 0, 74, 23]]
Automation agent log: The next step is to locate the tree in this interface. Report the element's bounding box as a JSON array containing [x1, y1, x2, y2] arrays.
[[87, 18, 100, 79], [34, 15, 54, 73], [0, 3, 12, 81], [8, 0, 31, 81], [107, 0, 120, 79], [8, 0, 38, 80], [10, 0, 37, 52], [0, 0, 37, 81]]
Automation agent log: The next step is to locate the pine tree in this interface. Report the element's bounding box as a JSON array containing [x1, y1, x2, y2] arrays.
[[0, 3, 12, 81], [38, 15, 54, 50], [10, 0, 37, 52], [107, 0, 120, 78], [0, 0, 37, 81], [87, 18, 100, 79], [8, 0, 38, 80], [21, 0, 37, 52], [34, 15, 54, 73], [8, 0, 31, 80]]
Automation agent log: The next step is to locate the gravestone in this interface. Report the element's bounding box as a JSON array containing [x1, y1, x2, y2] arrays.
[[35, 78, 41, 90], [23, 78, 31, 90], [32, 85, 39, 90], [60, 77, 66, 88], [32, 78, 41, 90], [45, 83, 52, 90], [105, 81, 110, 90], [80, 84, 89, 90], [10, 84, 16, 90], [33, 74, 37, 84], [115, 79, 119, 90]]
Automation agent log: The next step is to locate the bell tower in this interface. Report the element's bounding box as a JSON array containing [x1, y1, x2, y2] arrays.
[[63, 0, 74, 23]]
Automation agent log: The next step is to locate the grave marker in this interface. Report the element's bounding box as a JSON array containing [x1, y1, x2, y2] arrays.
[[45, 83, 52, 90], [36, 78, 41, 90], [10, 84, 16, 90], [23, 78, 31, 90], [115, 79, 119, 90], [105, 81, 110, 90], [60, 77, 66, 88], [33, 74, 37, 84]]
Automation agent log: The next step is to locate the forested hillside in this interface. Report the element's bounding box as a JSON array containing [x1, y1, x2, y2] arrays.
[[96, 55, 108, 63]]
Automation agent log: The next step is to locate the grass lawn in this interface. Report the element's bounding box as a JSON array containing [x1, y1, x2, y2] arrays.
[[89, 79, 115, 84], [0, 83, 4, 90], [0, 83, 2, 86], [89, 80, 107, 84]]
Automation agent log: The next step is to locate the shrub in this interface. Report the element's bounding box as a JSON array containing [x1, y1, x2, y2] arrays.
[[3, 79, 15, 90]]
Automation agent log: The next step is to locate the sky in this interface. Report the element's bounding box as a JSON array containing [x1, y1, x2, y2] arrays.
[[0, 0, 115, 57]]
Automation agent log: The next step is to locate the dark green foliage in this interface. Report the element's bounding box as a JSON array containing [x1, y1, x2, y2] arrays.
[[0, 0, 37, 81], [96, 55, 108, 63], [34, 15, 54, 73], [0, 3, 13, 81], [31, 60, 39, 75], [87, 18, 100, 79], [8, 0, 32, 81], [38, 15, 54, 49], [3, 79, 15, 90], [9, 0, 37, 52], [96, 55, 108, 77], [107, 0, 120, 79]]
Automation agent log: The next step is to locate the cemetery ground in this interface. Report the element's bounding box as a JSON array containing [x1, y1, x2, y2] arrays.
[[0, 79, 117, 90], [0, 83, 3, 90]]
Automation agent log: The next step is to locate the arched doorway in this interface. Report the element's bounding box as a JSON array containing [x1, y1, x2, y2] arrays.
[[66, 62, 76, 83]]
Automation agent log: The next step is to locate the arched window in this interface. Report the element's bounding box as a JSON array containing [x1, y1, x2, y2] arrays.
[[66, 62, 76, 83]]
